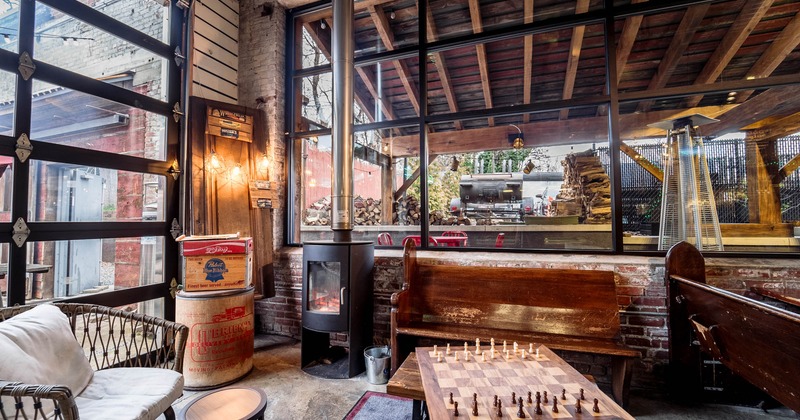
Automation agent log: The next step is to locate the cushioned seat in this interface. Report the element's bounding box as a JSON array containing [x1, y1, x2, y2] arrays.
[[0, 303, 188, 420]]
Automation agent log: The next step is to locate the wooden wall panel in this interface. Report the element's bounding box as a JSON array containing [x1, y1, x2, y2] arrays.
[[192, 0, 239, 104]]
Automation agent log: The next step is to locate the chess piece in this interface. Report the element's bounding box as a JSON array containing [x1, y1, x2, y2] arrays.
[[503, 340, 507, 352], [454, 401, 459, 417], [514, 341, 518, 352], [446, 343, 451, 355], [561, 389, 566, 400], [527, 391, 532, 404], [534, 400, 542, 415], [505, 349, 510, 359], [494, 395, 498, 407], [433, 345, 437, 354], [473, 399, 479, 416], [464, 342, 468, 353], [535, 348, 539, 358], [593, 398, 600, 413], [517, 397, 525, 418], [474, 393, 478, 403], [511, 392, 516, 405], [482, 352, 486, 362], [575, 399, 582, 413], [535, 392, 540, 404], [449, 392, 454, 405], [497, 399, 503, 417], [529, 343, 533, 353], [543, 391, 548, 403], [580, 388, 585, 400], [437, 352, 442, 363], [552, 399, 558, 413], [521, 350, 526, 359], [455, 351, 459, 362], [465, 351, 470, 361]]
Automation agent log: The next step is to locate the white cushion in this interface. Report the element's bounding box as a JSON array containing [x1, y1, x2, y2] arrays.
[[0, 304, 94, 416], [75, 367, 183, 420]]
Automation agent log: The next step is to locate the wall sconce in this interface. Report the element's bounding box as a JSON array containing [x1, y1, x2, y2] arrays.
[[508, 124, 524, 149]]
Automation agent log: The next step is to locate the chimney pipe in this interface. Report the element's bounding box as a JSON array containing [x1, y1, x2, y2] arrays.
[[331, 0, 355, 242]]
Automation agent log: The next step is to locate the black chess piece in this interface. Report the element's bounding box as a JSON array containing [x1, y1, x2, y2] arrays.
[[474, 393, 478, 403], [527, 391, 533, 404], [561, 389, 566, 400], [498, 399, 503, 417], [535, 391, 541, 403], [454, 401, 459, 417], [593, 398, 600, 413], [494, 395, 498, 407], [449, 392, 454, 405], [543, 391, 548, 403], [512, 392, 516, 405], [517, 397, 526, 418], [580, 388, 585, 400], [473, 399, 479, 416], [575, 399, 582, 413], [535, 400, 542, 415], [552, 399, 558, 413]]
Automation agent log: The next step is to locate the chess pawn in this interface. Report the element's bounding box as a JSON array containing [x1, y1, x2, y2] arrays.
[[517, 397, 526, 418], [593, 398, 600, 413], [511, 392, 516, 405], [497, 400, 503, 417], [491, 338, 495, 346], [494, 395, 498, 407], [505, 349, 510, 359], [527, 391, 532, 404], [450, 392, 454, 405], [446, 343, 451, 355], [529, 343, 533, 353], [455, 351, 459, 362], [580, 388, 585, 400], [521, 350, 526, 359], [534, 400, 542, 415], [465, 351, 470, 361], [433, 345, 437, 354], [561, 389, 566, 400], [472, 399, 478, 416], [464, 341, 468, 353], [535, 348, 539, 358], [454, 401, 459, 417], [481, 352, 486, 362], [476, 344, 481, 355], [503, 340, 507, 352], [437, 352, 442, 363], [543, 391, 548, 403], [575, 399, 582, 414], [513, 341, 518, 352], [552, 399, 558, 413]]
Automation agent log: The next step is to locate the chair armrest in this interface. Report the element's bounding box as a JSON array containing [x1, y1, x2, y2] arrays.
[[0, 380, 79, 420], [56, 303, 189, 373]]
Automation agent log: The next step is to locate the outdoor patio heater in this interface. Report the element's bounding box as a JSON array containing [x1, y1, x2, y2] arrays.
[[652, 114, 723, 251], [300, 0, 374, 379]]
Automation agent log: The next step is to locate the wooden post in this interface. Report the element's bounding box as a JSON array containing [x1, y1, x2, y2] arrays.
[[744, 133, 781, 224]]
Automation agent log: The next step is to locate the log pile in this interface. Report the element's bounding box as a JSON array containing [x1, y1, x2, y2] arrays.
[[393, 195, 421, 225], [558, 150, 612, 224], [304, 195, 384, 226]]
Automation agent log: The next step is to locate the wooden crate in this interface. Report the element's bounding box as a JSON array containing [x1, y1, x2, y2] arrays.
[[181, 238, 253, 292]]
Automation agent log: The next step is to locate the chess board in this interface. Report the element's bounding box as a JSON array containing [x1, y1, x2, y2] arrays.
[[416, 343, 634, 420]]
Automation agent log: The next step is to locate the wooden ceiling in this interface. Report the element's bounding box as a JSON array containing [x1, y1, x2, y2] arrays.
[[298, 0, 800, 158]]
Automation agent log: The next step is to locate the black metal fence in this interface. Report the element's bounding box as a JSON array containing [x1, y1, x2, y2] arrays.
[[596, 135, 800, 234]]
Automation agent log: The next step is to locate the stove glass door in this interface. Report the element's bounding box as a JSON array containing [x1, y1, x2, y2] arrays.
[[307, 261, 341, 314]]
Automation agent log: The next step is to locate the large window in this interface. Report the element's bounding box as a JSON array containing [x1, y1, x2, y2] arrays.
[[0, 0, 183, 312], [287, 0, 800, 255]]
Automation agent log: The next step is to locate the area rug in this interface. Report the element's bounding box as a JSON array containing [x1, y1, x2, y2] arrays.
[[343, 391, 413, 420]]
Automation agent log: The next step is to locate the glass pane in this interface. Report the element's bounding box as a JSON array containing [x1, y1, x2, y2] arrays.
[[620, 89, 800, 253], [300, 74, 333, 130], [0, 0, 19, 52], [76, 0, 168, 41], [426, 109, 611, 250], [355, 58, 420, 121], [430, 0, 603, 42], [615, 4, 800, 101], [29, 84, 168, 159], [29, 160, 166, 222], [0, 69, 14, 136], [34, 3, 167, 100], [27, 237, 165, 300], [296, 0, 418, 61], [0, 241, 7, 304], [427, 24, 607, 117], [307, 261, 341, 314]]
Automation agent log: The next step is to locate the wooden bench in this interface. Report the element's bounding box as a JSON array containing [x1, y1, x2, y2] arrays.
[[665, 241, 800, 413], [390, 241, 640, 406]]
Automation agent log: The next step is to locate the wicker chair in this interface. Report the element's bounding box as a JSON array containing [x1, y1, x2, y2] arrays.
[[0, 303, 188, 420]]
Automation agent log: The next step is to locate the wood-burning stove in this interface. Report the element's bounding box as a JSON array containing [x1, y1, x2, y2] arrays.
[[301, 241, 373, 378]]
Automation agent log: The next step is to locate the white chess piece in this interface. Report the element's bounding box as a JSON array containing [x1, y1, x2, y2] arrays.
[[464, 342, 468, 353], [434, 345, 438, 354], [521, 350, 526, 359], [455, 351, 460, 362], [437, 352, 443, 362], [529, 343, 534, 353], [482, 352, 486, 362], [535, 348, 539, 358], [503, 340, 507, 352], [446, 343, 451, 355], [465, 351, 470, 361]]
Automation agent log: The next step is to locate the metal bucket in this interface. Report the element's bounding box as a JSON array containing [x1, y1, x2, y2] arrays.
[[364, 345, 391, 385]]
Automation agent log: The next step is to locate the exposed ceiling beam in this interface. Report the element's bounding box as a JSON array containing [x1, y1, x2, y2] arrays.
[[736, 10, 800, 103], [776, 152, 800, 185], [468, 0, 494, 126], [747, 111, 800, 143], [394, 154, 439, 200], [522, 0, 534, 123], [369, 5, 421, 115], [636, 4, 710, 113], [427, 6, 462, 130], [559, 0, 591, 120], [298, 0, 396, 23], [684, 0, 774, 108], [390, 105, 736, 157], [704, 85, 800, 137], [616, 0, 647, 84]]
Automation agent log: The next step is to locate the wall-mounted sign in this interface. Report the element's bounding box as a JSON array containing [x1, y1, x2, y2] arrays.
[[207, 107, 253, 142], [249, 180, 274, 209]]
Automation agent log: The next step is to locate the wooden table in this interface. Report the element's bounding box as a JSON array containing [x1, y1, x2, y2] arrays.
[[387, 352, 426, 420], [178, 386, 267, 420], [416, 344, 634, 420]]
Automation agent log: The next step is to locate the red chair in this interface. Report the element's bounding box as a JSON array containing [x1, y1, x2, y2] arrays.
[[377, 232, 393, 245], [402, 235, 439, 247], [495, 233, 505, 248], [441, 230, 468, 246]]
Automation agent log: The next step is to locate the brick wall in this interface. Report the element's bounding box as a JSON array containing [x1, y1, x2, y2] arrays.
[[256, 247, 800, 392]]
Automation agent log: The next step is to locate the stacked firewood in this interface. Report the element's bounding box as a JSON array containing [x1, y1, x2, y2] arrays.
[[393, 195, 421, 225], [304, 195, 384, 226], [558, 150, 612, 224]]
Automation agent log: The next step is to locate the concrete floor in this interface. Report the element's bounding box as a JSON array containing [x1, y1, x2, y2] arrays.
[[170, 336, 797, 420]]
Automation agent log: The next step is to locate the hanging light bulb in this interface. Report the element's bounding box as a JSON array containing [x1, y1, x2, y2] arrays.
[[209, 150, 221, 169], [231, 164, 242, 179], [259, 152, 270, 171]]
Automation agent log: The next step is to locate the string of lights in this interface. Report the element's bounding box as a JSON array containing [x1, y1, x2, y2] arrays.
[[0, 26, 95, 43]]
